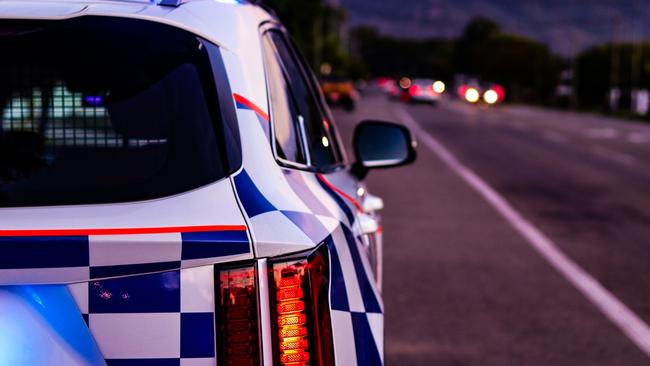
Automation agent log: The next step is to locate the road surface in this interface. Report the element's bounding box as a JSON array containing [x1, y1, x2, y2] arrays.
[[333, 92, 650, 365]]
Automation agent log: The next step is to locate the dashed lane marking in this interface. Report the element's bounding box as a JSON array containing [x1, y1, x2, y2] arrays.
[[627, 132, 650, 144], [587, 127, 619, 139], [542, 130, 570, 144], [591, 146, 636, 166]]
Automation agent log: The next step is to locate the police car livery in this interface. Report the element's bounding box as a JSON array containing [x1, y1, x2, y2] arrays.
[[0, 0, 415, 365]]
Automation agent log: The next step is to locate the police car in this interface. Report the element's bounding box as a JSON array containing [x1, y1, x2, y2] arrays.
[[0, 0, 416, 365]]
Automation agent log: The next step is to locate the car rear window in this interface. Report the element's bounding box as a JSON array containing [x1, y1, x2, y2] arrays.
[[0, 17, 228, 207]]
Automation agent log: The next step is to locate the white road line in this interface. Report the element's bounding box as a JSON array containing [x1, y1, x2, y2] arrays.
[[591, 146, 636, 166], [628, 132, 650, 144], [587, 127, 619, 139], [542, 130, 570, 144], [395, 107, 650, 358]]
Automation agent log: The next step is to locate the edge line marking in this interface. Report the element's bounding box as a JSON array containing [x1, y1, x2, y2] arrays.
[[395, 106, 650, 358]]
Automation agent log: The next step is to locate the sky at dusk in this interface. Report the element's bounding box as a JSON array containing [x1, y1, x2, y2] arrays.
[[336, 0, 650, 55]]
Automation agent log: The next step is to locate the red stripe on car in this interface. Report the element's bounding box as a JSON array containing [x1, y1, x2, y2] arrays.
[[0, 225, 247, 237], [316, 173, 363, 213], [233, 93, 270, 122]]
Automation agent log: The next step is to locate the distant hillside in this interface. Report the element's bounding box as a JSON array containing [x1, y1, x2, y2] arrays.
[[339, 0, 650, 55]]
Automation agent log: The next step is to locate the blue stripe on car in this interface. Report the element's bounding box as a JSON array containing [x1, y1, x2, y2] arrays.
[[0, 236, 88, 269], [233, 170, 276, 218], [327, 237, 350, 312], [342, 225, 382, 313], [351, 312, 383, 366], [181, 230, 250, 260]]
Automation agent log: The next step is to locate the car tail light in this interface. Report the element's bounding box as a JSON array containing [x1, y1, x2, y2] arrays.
[[408, 84, 421, 96], [271, 246, 334, 366], [216, 265, 261, 366], [215, 246, 334, 366]]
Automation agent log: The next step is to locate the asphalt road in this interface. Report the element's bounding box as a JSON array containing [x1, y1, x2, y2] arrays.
[[332, 92, 650, 365]]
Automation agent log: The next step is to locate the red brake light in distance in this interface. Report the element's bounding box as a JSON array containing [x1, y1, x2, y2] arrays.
[[216, 266, 260, 366], [271, 246, 334, 366], [408, 84, 421, 96]]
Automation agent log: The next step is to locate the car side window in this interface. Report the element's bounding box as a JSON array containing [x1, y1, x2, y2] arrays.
[[284, 36, 346, 165], [261, 33, 307, 164], [265, 30, 340, 169]]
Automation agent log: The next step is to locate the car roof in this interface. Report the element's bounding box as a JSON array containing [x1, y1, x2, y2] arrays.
[[0, 0, 275, 54]]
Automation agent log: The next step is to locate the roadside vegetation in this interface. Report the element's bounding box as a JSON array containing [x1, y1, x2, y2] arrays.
[[266, 0, 650, 121]]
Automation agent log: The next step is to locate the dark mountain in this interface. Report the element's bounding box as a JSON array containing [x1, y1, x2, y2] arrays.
[[338, 0, 650, 54]]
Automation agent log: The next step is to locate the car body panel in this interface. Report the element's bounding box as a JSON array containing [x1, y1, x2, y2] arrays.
[[0, 177, 252, 285], [67, 266, 218, 363], [229, 75, 385, 364], [0, 1, 385, 364]]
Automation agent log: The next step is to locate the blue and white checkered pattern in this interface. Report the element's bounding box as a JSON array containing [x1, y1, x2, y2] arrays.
[[69, 264, 217, 366], [60, 228, 253, 365], [58, 92, 383, 366], [0, 229, 251, 285], [233, 165, 384, 365]]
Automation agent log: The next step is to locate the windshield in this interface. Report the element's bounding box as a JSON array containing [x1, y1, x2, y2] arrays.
[[0, 17, 227, 207]]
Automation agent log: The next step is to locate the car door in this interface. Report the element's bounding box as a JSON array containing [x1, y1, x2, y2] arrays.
[[261, 25, 383, 282], [274, 32, 385, 289], [260, 24, 385, 365]]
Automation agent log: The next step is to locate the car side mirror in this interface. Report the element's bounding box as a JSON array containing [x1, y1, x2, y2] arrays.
[[351, 120, 417, 179]]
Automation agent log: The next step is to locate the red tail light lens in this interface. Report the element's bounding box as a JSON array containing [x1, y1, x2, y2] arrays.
[[408, 84, 421, 96], [271, 246, 334, 366], [216, 265, 260, 366], [274, 262, 310, 365]]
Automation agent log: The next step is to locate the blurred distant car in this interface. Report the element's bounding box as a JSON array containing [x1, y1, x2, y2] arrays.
[[405, 78, 445, 105], [457, 82, 505, 105], [376, 76, 393, 91], [321, 75, 359, 111], [386, 80, 401, 99], [376, 77, 401, 99], [386, 80, 402, 99]]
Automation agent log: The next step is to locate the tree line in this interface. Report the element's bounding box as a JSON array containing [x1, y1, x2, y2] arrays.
[[265, 0, 650, 114], [351, 17, 562, 105]]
